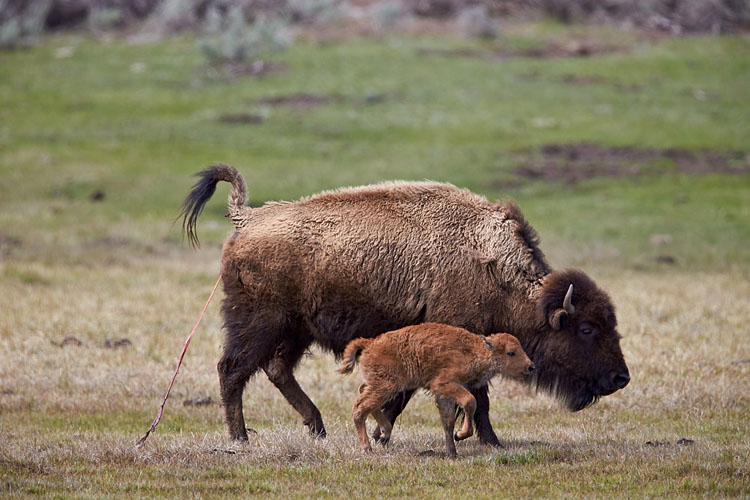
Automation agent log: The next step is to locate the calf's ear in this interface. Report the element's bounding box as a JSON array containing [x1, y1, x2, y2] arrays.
[[481, 335, 502, 352]]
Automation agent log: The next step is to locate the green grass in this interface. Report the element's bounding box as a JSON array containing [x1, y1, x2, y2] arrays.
[[0, 22, 749, 498], [1, 29, 748, 271]]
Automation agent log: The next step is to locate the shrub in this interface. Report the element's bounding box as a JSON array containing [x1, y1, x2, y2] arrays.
[[0, 0, 51, 49], [457, 4, 500, 39], [287, 0, 347, 24], [88, 6, 124, 32], [197, 5, 292, 65]]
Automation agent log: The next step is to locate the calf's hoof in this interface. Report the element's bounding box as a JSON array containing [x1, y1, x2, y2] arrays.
[[454, 431, 472, 442], [377, 435, 390, 446]]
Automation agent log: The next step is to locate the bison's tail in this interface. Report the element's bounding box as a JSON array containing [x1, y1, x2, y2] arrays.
[[179, 164, 248, 248], [339, 338, 373, 374]]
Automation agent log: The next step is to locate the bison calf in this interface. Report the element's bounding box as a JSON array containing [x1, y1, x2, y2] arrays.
[[340, 323, 534, 457]]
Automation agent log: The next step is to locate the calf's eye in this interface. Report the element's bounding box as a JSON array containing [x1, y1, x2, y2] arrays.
[[507, 351, 516, 357], [581, 328, 592, 335]]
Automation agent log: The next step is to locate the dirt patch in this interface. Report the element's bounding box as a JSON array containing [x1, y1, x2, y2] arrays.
[[559, 74, 644, 92], [183, 396, 214, 407], [256, 93, 342, 109], [507, 144, 749, 185], [218, 113, 264, 125], [0, 234, 22, 257], [418, 40, 624, 60], [255, 92, 390, 109]]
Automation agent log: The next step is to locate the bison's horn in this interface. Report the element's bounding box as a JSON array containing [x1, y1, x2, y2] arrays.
[[563, 284, 575, 315]]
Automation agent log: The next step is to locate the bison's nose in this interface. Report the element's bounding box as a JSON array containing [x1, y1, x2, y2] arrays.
[[526, 364, 535, 375], [612, 372, 630, 389]]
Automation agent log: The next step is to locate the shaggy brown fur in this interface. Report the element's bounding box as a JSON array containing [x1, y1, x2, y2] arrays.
[[179, 165, 629, 444], [339, 323, 534, 457]]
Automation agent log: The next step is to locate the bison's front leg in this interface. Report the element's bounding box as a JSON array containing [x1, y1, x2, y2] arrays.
[[471, 384, 502, 447], [436, 397, 459, 458]]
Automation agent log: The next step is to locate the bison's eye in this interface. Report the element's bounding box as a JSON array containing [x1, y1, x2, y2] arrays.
[[581, 328, 592, 336], [507, 351, 516, 357]]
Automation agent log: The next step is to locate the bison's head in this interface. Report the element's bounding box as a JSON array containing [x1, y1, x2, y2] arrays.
[[531, 269, 630, 411]]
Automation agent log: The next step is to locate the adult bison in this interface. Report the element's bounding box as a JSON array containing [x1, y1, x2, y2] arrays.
[[179, 165, 630, 445]]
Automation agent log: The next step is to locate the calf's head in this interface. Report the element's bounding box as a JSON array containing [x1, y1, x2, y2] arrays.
[[484, 333, 535, 378], [532, 269, 630, 411]]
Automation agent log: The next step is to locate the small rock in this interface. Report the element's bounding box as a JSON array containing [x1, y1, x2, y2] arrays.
[[104, 338, 132, 349], [364, 92, 386, 104], [51, 336, 82, 347], [676, 438, 694, 445], [649, 234, 672, 246], [531, 117, 556, 128], [183, 396, 213, 406], [645, 440, 669, 447], [211, 448, 237, 454], [130, 62, 147, 74], [54, 46, 75, 59]]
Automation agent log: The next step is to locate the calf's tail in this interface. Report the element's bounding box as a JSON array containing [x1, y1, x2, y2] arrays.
[[339, 338, 373, 374], [179, 164, 248, 248]]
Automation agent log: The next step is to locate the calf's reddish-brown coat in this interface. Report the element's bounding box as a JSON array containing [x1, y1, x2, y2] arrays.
[[179, 165, 630, 445], [340, 323, 534, 457]]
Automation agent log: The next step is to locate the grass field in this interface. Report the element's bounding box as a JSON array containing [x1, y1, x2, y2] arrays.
[[1, 21, 749, 498]]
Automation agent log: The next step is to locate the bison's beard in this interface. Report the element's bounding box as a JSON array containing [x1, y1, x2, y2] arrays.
[[526, 356, 601, 412]]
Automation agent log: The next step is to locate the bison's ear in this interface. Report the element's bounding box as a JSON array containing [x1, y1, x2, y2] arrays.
[[549, 309, 570, 331]]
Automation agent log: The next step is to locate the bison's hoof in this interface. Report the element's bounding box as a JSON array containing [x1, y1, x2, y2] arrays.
[[478, 432, 502, 447], [378, 435, 390, 446], [230, 430, 249, 441], [310, 427, 327, 439]]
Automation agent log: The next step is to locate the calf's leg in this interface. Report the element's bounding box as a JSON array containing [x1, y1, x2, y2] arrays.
[[359, 384, 392, 445], [353, 384, 394, 452]]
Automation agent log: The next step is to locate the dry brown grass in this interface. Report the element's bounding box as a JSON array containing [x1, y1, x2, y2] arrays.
[[1, 248, 748, 497]]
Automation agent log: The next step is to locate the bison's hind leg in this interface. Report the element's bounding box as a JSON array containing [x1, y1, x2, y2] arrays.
[[263, 336, 326, 438], [218, 302, 303, 441]]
